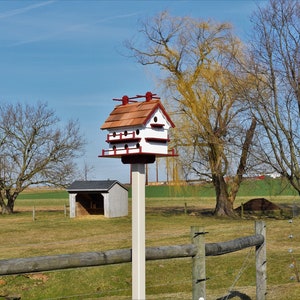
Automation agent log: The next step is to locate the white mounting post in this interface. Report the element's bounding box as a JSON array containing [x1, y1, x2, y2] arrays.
[[131, 163, 146, 299]]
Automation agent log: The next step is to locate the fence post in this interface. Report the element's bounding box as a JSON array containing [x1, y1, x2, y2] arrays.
[[191, 226, 206, 300], [255, 220, 267, 300], [32, 206, 36, 221]]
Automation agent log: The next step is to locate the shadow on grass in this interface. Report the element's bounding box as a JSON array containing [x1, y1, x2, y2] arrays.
[[146, 206, 214, 217], [145, 202, 300, 219]]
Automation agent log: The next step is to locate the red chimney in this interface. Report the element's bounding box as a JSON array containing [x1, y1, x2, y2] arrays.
[[145, 92, 153, 102], [122, 95, 129, 105]]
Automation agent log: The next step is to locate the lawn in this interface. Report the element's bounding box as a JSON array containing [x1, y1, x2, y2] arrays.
[[0, 180, 299, 299]]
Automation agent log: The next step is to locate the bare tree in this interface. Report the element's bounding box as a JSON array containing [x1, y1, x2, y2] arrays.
[[0, 102, 85, 214], [125, 12, 257, 216], [82, 160, 95, 181], [248, 0, 300, 193]]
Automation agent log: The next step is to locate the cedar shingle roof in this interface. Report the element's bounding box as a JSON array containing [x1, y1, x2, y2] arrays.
[[101, 99, 175, 130], [67, 180, 127, 192]]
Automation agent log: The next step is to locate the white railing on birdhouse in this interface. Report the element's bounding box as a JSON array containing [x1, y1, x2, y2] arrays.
[[101, 145, 143, 157], [106, 131, 141, 143], [101, 147, 177, 157]]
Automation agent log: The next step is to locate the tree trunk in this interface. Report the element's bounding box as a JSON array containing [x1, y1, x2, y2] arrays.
[[0, 196, 15, 214], [229, 118, 257, 203], [1, 204, 13, 214], [213, 175, 235, 217]]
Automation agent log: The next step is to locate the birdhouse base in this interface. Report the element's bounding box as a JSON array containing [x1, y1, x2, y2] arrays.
[[121, 154, 156, 164]]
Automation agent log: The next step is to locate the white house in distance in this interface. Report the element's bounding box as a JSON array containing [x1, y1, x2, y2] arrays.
[[100, 92, 176, 164], [67, 180, 128, 218]]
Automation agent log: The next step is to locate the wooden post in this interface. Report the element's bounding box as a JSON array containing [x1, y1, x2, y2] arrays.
[[32, 206, 36, 221], [241, 202, 244, 218], [131, 163, 146, 300], [255, 220, 266, 300], [191, 226, 206, 300], [69, 193, 77, 218]]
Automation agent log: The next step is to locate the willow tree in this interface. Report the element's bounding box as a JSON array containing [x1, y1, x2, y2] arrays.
[[247, 0, 300, 194], [0, 102, 85, 214], [126, 12, 256, 216]]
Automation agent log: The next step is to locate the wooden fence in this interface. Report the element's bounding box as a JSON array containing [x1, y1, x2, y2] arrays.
[[0, 220, 266, 300]]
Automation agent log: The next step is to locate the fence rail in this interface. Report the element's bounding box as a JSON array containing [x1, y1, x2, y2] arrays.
[[0, 245, 195, 275], [0, 221, 266, 300], [205, 234, 264, 256], [0, 236, 263, 275]]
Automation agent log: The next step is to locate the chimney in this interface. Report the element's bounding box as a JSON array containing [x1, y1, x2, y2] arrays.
[[145, 92, 153, 102], [122, 95, 129, 105]]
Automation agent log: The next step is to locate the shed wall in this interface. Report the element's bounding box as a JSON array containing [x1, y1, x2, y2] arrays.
[[106, 184, 128, 218], [69, 193, 76, 218]]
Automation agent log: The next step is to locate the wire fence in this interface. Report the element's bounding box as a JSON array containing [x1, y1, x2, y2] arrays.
[[0, 222, 266, 300]]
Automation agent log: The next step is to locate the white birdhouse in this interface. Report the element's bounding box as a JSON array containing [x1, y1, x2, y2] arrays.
[[100, 92, 176, 164]]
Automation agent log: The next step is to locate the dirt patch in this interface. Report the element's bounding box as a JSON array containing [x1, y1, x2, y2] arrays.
[[23, 273, 49, 283], [0, 279, 6, 286], [234, 198, 297, 218], [236, 198, 281, 211]]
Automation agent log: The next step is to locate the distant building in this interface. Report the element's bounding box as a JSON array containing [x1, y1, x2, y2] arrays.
[[266, 172, 281, 179], [67, 180, 128, 218]]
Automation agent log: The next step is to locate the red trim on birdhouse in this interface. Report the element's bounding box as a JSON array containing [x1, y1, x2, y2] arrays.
[[100, 148, 177, 158], [150, 123, 165, 128], [166, 149, 177, 156], [145, 137, 170, 143], [142, 103, 174, 127]]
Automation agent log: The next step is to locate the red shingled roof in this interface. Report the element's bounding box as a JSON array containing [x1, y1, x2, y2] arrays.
[[101, 99, 175, 130]]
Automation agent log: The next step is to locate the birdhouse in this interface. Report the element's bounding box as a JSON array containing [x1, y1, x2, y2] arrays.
[[100, 92, 176, 164]]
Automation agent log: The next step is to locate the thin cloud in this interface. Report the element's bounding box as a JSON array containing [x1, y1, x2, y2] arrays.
[[0, 1, 55, 19], [94, 12, 141, 24], [7, 11, 141, 47]]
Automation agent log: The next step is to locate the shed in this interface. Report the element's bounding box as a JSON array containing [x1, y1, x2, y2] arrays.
[[67, 180, 128, 218]]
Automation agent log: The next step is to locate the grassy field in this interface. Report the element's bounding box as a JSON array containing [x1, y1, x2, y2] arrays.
[[0, 180, 299, 299]]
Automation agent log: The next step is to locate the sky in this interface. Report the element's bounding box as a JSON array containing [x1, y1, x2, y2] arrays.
[[0, 0, 263, 184]]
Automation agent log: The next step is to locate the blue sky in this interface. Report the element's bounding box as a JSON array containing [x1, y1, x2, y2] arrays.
[[0, 0, 263, 183]]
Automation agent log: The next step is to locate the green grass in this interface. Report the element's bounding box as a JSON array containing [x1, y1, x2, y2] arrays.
[[19, 189, 68, 200], [130, 177, 298, 199], [1, 207, 300, 299], [0, 180, 299, 299], [18, 177, 298, 201]]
